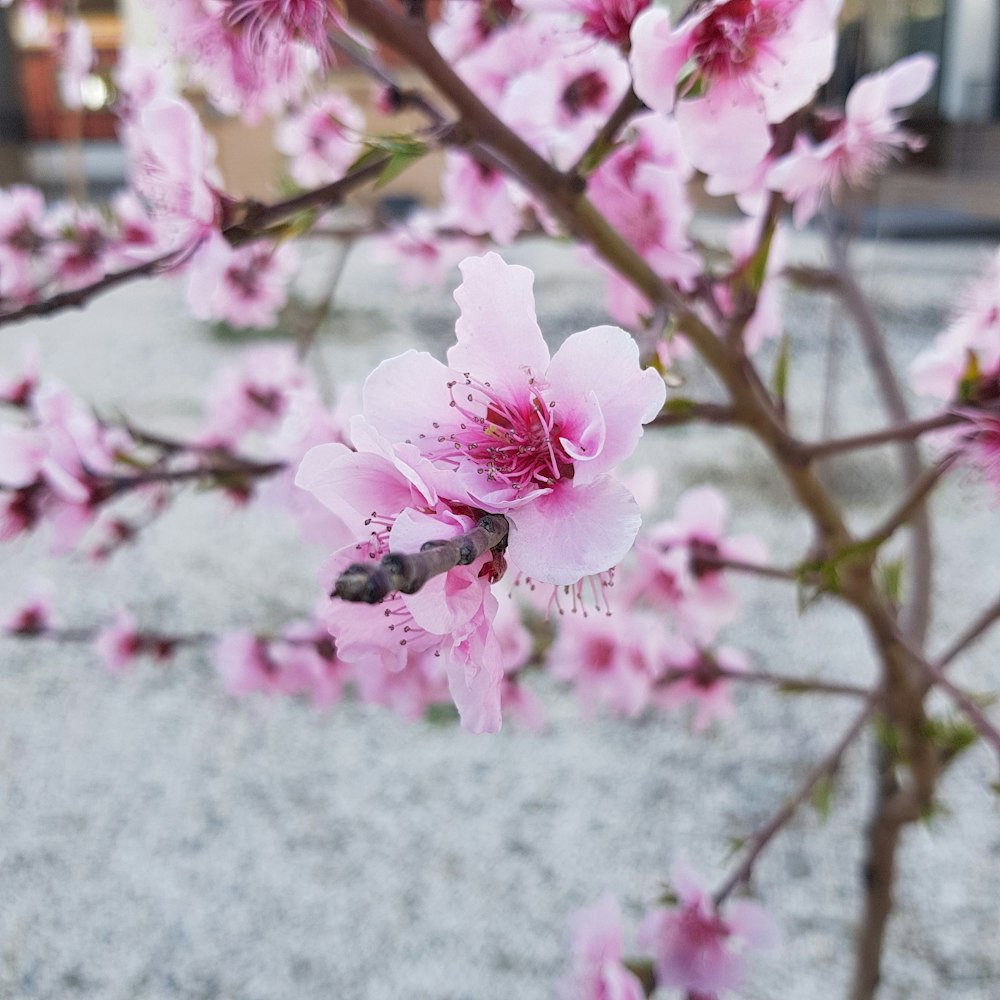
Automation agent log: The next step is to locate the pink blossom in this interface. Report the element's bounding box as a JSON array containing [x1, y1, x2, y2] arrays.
[[296, 443, 505, 733], [0, 186, 48, 303], [185, 233, 299, 330], [112, 49, 176, 123], [107, 191, 161, 268], [2, 590, 52, 635], [586, 113, 700, 321], [269, 619, 348, 709], [548, 609, 660, 717], [910, 248, 1000, 400], [654, 642, 748, 731], [123, 96, 220, 247], [630, 0, 842, 176], [199, 344, 309, 447], [44, 203, 110, 291], [275, 90, 365, 189], [954, 409, 1000, 496], [377, 211, 479, 290], [769, 53, 937, 226], [519, 0, 651, 46], [95, 610, 143, 673], [501, 41, 630, 169], [360, 253, 666, 584], [148, 0, 316, 120], [215, 630, 282, 696], [431, 0, 523, 64], [627, 486, 766, 643], [640, 860, 777, 997], [559, 894, 645, 1000], [440, 152, 525, 245]]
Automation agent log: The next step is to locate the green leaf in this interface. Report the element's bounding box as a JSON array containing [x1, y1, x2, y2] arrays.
[[744, 223, 775, 293], [874, 715, 902, 761], [771, 333, 790, 407], [924, 715, 979, 763], [810, 774, 835, 821], [375, 146, 425, 189], [879, 557, 905, 605]]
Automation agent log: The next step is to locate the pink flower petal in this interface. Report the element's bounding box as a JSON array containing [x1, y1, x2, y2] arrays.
[[506, 476, 641, 584], [449, 253, 550, 399]]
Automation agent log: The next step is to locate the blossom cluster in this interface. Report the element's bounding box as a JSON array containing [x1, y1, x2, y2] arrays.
[[550, 485, 766, 729], [561, 863, 776, 1000]]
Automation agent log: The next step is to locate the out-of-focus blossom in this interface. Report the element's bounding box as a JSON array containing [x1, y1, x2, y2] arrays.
[[769, 54, 937, 226], [559, 894, 645, 1000], [910, 248, 1000, 401], [640, 860, 778, 997], [631, 0, 842, 176], [56, 18, 94, 110], [185, 233, 299, 330], [275, 90, 365, 188]]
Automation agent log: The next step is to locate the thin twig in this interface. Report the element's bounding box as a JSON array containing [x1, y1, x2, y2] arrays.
[[861, 454, 959, 550], [714, 696, 879, 904], [803, 412, 960, 460], [937, 595, 1000, 670], [0, 156, 392, 329], [570, 86, 644, 176]]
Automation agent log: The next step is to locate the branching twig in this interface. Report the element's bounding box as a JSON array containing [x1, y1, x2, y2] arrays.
[[936, 595, 1000, 670], [860, 454, 959, 550], [714, 696, 879, 905], [0, 156, 392, 329]]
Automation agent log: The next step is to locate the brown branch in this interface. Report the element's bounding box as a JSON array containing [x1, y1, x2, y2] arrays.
[[570, 86, 644, 177], [803, 412, 961, 460], [826, 226, 933, 648], [659, 665, 873, 698], [936, 594, 1000, 670], [689, 550, 798, 582], [101, 460, 286, 497], [0, 156, 392, 329], [861, 454, 959, 550], [714, 696, 879, 904], [649, 402, 737, 427], [333, 513, 508, 603]]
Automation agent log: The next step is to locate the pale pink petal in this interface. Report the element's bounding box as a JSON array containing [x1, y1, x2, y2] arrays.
[[546, 324, 666, 485], [629, 9, 686, 115], [362, 349, 455, 445], [677, 78, 772, 177], [506, 476, 641, 584], [449, 253, 550, 396]]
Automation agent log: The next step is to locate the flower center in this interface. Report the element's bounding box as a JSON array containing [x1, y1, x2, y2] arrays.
[[688, 0, 785, 81], [425, 372, 575, 496], [561, 70, 609, 117]]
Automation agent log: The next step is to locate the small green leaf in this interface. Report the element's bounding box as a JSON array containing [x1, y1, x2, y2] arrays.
[[924, 715, 979, 763], [879, 557, 905, 605], [744, 223, 775, 293], [771, 333, 790, 407], [374, 147, 424, 189], [810, 774, 835, 821]]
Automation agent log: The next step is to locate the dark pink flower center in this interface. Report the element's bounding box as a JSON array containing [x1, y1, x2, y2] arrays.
[[423, 372, 575, 496], [689, 0, 786, 81], [678, 902, 732, 950], [562, 70, 609, 117]]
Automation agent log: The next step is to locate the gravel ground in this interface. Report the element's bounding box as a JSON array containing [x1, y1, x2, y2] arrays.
[[1, 227, 998, 1000]]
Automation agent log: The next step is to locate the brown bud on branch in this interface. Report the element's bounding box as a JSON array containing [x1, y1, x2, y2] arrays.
[[332, 514, 510, 604]]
